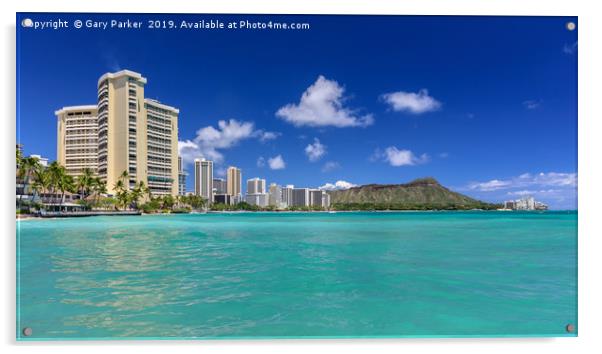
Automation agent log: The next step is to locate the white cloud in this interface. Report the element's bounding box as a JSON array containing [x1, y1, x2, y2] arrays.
[[256, 156, 265, 167], [305, 138, 327, 162], [532, 172, 577, 187], [468, 172, 577, 192], [464, 172, 577, 210], [276, 75, 374, 128], [321, 161, 341, 172], [372, 147, 430, 167], [381, 89, 441, 114], [319, 180, 358, 191], [257, 130, 280, 142], [523, 99, 542, 110], [508, 189, 561, 197], [178, 119, 276, 165], [469, 179, 512, 192], [507, 190, 535, 196], [268, 155, 286, 170]]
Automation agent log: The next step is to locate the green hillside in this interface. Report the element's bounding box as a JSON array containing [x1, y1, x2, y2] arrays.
[[328, 177, 500, 210]]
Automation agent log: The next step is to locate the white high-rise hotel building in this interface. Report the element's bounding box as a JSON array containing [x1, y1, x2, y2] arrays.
[[194, 158, 213, 204]]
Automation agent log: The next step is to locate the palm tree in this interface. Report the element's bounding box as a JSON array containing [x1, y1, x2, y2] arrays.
[[33, 168, 51, 203], [113, 179, 127, 210], [46, 162, 60, 205], [75, 167, 95, 201], [119, 170, 129, 185], [130, 180, 148, 210], [47, 162, 72, 208], [91, 177, 107, 209], [17, 156, 41, 210], [16, 148, 22, 169], [57, 171, 74, 210]]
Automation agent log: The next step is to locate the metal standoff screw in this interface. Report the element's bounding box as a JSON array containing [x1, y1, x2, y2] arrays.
[[21, 18, 33, 28], [566, 22, 576, 31], [565, 324, 575, 333], [22, 327, 32, 337]]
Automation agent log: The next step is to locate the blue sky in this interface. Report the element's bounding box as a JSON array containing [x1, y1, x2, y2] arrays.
[[16, 14, 578, 209]]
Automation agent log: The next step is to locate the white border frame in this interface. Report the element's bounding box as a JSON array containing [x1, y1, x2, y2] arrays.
[[2, 1, 600, 353]]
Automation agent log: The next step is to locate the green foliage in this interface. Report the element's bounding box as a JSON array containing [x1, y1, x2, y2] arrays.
[[178, 195, 206, 210], [172, 207, 192, 214]]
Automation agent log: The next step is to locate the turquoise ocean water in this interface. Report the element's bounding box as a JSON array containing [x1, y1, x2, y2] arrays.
[[17, 211, 577, 340]]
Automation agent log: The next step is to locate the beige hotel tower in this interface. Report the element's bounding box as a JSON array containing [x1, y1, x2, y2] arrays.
[[56, 70, 179, 196], [227, 166, 242, 197], [55, 105, 99, 176]]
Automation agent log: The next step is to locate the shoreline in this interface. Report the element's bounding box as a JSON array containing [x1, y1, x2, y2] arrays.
[[16, 209, 576, 221]]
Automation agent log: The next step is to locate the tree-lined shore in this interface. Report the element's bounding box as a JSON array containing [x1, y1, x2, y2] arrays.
[[17, 151, 500, 217], [16, 150, 207, 215]]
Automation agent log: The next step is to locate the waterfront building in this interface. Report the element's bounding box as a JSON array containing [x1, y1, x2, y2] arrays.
[[57, 70, 179, 196], [55, 105, 98, 176], [144, 98, 179, 196], [178, 156, 187, 195], [227, 166, 242, 197], [309, 189, 324, 207], [214, 194, 232, 205], [515, 196, 536, 210], [268, 183, 283, 208], [247, 177, 266, 195], [30, 154, 49, 167], [231, 194, 243, 205], [322, 192, 331, 209], [281, 184, 294, 207], [246, 193, 269, 207], [97, 70, 178, 196], [291, 188, 310, 207], [503, 196, 548, 211], [194, 158, 213, 204], [213, 178, 227, 194], [504, 200, 516, 210]]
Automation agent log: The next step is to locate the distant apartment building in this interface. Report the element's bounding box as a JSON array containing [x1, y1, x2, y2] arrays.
[[504, 200, 516, 210], [268, 183, 283, 207], [246, 193, 269, 207], [30, 154, 49, 168], [56, 70, 179, 196], [213, 178, 227, 194], [214, 194, 232, 205], [504, 196, 548, 211], [281, 184, 294, 207], [247, 177, 266, 195], [194, 158, 213, 204], [55, 105, 98, 176], [322, 192, 331, 209], [309, 189, 323, 207], [516, 196, 536, 210], [177, 156, 187, 195], [227, 166, 242, 197], [291, 188, 310, 207]]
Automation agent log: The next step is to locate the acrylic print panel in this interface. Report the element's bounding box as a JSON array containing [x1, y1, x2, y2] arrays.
[[15, 13, 578, 340]]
